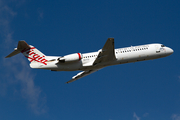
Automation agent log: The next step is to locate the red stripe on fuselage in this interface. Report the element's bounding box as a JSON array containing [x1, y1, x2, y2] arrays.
[[77, 53, 81, 60]]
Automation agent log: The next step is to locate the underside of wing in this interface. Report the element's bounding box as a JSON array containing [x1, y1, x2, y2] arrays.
[[66, 69, 100, 84], [93, 38, 116, 65]]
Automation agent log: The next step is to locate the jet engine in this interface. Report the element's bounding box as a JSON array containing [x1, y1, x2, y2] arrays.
[[58, 53, 82, 63]]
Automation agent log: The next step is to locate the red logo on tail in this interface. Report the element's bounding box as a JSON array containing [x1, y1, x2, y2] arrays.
[[21, 47, 48, 65]]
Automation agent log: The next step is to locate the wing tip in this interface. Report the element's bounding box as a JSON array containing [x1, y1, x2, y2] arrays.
[[65, 79, 74, 84], [65, 82, 69, 84]]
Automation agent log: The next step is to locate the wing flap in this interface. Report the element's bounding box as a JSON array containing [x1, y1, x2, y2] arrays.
[[66, 69, 100, 84]]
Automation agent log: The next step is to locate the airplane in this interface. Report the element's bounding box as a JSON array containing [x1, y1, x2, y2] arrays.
[[5, 38, 174, 83]]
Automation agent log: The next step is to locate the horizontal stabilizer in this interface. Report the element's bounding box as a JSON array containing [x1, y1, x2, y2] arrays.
[[17, 40, 31, 50], [5, 40, 31, 58], [5, 48, 20, 58]]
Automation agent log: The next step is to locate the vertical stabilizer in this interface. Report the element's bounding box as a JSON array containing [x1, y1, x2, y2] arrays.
[[6, 41, 48, 65]]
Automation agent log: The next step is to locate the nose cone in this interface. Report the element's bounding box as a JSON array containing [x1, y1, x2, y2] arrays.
[[166, 47, 174, 55]]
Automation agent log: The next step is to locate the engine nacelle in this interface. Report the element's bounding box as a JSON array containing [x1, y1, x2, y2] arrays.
[[58, 53, 82, 63]]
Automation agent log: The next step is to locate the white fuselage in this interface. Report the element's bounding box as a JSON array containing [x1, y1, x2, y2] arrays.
[[32, 43, 173, 71]]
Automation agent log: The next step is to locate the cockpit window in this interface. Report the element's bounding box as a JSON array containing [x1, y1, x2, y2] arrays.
[[161, 44, 165, 47]]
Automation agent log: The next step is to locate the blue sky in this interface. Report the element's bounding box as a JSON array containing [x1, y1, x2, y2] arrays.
[[0, 0, 180, 120]]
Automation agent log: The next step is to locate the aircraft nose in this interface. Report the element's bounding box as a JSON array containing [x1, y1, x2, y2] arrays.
[[166, 47, 174, 55]]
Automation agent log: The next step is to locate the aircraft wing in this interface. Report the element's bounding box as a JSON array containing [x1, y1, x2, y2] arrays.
[[66, 69, 100, 84], [66, 38, 116, 84], [93, 38, 116, 65]]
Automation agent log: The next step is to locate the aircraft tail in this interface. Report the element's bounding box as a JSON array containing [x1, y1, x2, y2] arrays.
[[6, 41, 48, 65]]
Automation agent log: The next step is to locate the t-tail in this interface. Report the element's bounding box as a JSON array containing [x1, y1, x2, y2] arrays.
[[5, 41, 48, 66]]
